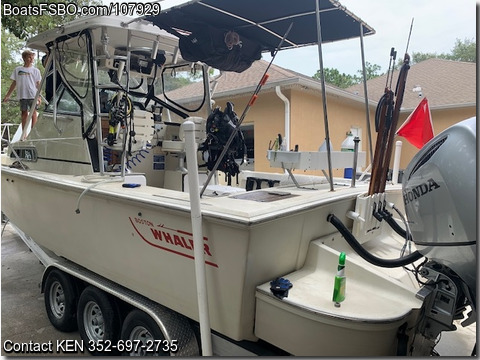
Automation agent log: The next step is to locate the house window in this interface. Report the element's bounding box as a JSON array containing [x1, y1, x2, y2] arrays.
[[240, 124, 254, 164]]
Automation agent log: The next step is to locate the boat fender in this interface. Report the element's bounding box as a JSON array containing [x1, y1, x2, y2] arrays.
[[327, 213, 423, 268], [270, 277, 293, 299]]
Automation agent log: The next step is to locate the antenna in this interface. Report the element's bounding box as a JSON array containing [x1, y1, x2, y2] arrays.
[[405, 18, 414, 55]]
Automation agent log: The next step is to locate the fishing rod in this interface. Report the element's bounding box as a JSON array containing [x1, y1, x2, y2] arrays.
[[376, 18, 414, 193], [387, 47, 397, 93], [368, 49, 395, 195], [369, 19, 413, 195], [369, 48, 397, 194], [199, 22, 293, 197]]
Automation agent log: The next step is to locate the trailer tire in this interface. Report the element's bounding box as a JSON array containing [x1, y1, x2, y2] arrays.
[[77, 286, 120, 355], [120, 309, 171, 356], [44, 269, 78, 332]]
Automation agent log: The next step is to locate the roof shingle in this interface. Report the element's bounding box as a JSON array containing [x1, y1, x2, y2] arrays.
[[347, 58, 476, 110], [165, 58, 475, 111]]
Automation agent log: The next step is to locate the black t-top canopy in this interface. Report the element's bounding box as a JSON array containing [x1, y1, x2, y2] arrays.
[[148, 0, 374, 51], [146, 0, 374, 72]]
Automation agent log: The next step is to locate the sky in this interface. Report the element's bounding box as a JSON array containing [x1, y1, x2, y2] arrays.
[[266, 0, 477, 76], [275, 0, 476, 76], [106, 0, 477, 77]]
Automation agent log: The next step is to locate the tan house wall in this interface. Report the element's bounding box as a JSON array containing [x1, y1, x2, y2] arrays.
[[289, 89, 369, 177], [215, 90, 291, 174], [216, 87, 373, 177], [213, 87, 475, 178]]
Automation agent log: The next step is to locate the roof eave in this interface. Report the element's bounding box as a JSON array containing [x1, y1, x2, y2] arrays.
[[402, 101, 476, 113], [212, 76, 378, 107]]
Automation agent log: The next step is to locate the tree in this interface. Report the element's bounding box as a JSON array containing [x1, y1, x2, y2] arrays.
[[1, 0, 101, 130], [313, 68, 358, 88], [1, 28, 25, 126], [2, 0, 101, 40], [448, 38, 476, 62], [356, 62, 383, 81], [316, 38, 476, 88], [409, 38, 475, 65], [313, 62, 383, 88]]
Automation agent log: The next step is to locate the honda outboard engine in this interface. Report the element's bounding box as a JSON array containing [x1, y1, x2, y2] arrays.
[[402, 117, 476, 348]]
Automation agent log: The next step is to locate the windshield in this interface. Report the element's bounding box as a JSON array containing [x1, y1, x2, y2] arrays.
[[56, 32, 92, 101], [160, 64, 206, 113]]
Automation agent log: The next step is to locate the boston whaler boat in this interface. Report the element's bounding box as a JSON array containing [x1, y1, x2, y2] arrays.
[[1, 0, 476, 356]]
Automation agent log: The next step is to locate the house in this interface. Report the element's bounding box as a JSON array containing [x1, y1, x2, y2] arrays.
[[198, 59, 375, 177], [347, 58, 476, 169], [168, 57, 475, 176]]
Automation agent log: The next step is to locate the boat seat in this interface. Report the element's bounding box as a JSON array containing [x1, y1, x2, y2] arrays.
[[162, 122, 185, 153], [132, 110, 154, 143]]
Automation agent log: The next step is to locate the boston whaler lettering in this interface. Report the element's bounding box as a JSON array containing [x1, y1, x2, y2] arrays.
[[129, 216, 217, 266], [1, 0, 475, 356]]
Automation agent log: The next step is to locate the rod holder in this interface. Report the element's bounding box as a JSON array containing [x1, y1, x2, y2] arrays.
[[351, 137, 360, 187]]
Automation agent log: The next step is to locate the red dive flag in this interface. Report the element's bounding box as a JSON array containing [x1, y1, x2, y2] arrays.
[[396, 97, 434, 149]]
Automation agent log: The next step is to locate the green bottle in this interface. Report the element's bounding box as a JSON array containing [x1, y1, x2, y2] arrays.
[[332, 252, 346, 307]]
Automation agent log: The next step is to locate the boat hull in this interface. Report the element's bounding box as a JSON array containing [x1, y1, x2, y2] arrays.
[[2, 167, 422, 353]]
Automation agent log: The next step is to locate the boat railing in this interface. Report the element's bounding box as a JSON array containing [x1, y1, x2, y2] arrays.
[[1, 138, 27, 170], [1, 123, 19, 152], [92, 27, 163, 177]]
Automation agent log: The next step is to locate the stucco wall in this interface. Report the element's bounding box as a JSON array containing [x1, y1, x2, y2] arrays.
[[213, 86, 475, 178]]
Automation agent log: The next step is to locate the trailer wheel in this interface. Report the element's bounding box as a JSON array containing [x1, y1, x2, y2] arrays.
[[44, 269, 77, 332], [77, 286, 119, 355], [121, 309, 171, 356]]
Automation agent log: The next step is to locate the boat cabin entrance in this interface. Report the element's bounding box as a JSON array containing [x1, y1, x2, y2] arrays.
[[22, 17, 212, 190]]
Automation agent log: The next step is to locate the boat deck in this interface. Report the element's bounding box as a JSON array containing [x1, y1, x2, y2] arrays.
[[3, 167, 370, 225]]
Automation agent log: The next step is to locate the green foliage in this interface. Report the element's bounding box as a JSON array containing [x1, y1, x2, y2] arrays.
[[449, 38, 476, 62], [313, 62, 383, 88], [316, 38, 476, 88], [408, 38, 476, 65], [1, 28, 25, 125], [313, 68, 358, 88], [1, 0, 101, 127], [356, 62, 382, 82], [1, 0, 101, 40], [163, 76, 195, 92]]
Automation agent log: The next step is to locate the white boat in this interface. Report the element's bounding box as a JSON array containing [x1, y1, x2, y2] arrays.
[[1, 1, 475, 356]]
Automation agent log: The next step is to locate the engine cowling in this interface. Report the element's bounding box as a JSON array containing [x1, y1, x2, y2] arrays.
[[402, 117, 476, 301]]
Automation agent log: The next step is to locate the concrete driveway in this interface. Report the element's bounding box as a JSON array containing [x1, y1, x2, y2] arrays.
[[2, 222, 86, 357]]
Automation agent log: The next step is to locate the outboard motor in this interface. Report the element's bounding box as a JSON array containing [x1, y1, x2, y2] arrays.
[[402, 117, 476, 348]]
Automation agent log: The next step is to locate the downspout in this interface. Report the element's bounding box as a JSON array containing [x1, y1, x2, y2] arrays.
[[275, 86, 290, 151]]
